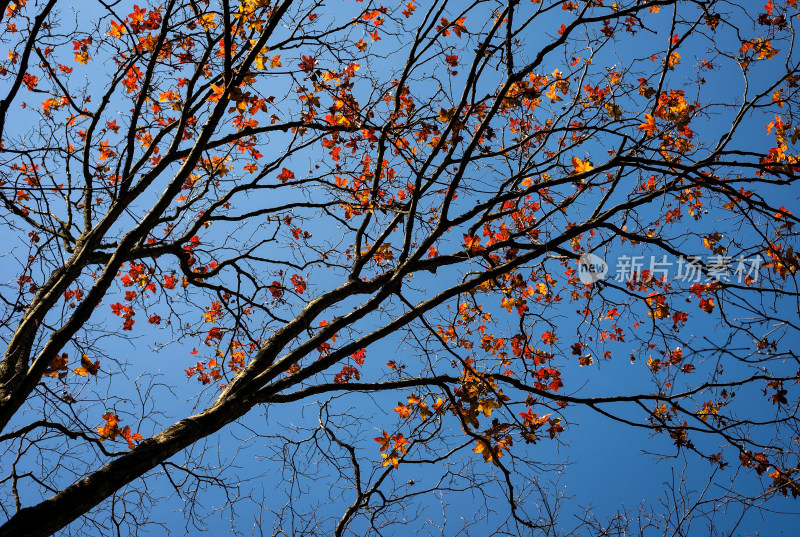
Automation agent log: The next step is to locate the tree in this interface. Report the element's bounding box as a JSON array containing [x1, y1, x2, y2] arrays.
[[1, 0, 799, 534]]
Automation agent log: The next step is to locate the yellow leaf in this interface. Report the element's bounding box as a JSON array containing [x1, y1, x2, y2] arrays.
[[208, 84, 225, 103], [437, 107, 454, 122], [666, 51, 681, 69], [198, 13, 217, 30], [545, 85, 562, 102], [477, 398, 500, 417], [381, 452, 399, 468]]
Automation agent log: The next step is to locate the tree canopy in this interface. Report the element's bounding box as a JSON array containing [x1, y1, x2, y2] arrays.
[[1, 0, 800, 535]]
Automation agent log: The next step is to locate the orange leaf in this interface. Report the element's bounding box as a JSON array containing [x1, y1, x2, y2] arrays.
[[699, 297, 715, 313], [571, 157, 593, 174], [73, 354, 100, 377], [541, 331, 557, 345], [394, 403, 411, 418], [638, 114, 657, 137], [277, 168, 295, 183]]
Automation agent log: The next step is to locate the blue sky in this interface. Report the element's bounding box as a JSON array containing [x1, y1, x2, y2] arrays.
[[2, 0, 800, 535]]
